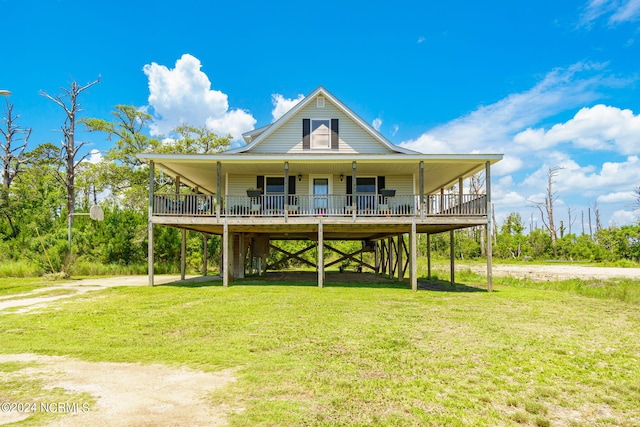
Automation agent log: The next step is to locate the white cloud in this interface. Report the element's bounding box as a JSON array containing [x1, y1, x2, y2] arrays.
[[417, 36, 426, 43], [598, 191, 636, 203], [399, 62, 613, 155], [271, 93, 304, 122], [391, 125, 399, 136], [580, 0, 640, 27], [522, 156, 640, 198], [372, 117, 383, 131], [492, 155, 523, 176], [608, 209, 638, 226], [495, 191, 527, 208], [86, 149, 102, 164], [612, 0, 640, 21], [143, 54, 256, 141], [514, 104, 640, 155]]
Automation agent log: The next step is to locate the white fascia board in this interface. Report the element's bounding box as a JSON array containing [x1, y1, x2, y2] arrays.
[[240, 123, 272, 143], [137, 152, 503, 164]]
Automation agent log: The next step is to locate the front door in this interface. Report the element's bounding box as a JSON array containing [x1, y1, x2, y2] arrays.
[[313, 178, 329, 213]]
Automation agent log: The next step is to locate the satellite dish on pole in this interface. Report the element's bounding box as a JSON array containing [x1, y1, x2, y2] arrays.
[[90, 205, 104, 221]]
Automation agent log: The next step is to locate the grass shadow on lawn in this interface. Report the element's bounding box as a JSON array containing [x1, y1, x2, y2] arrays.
[[159, 271, 488, 292]]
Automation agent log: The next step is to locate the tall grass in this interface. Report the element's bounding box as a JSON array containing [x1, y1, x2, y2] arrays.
[[0, 260, 41, 278], [498, 275, 640, 305], [69, 261, 193, 276], [430, 267, 640, 305], [0, 260, 189, 278]]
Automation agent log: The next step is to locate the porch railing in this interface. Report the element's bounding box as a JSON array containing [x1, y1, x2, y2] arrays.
[[152, 193, 487, 218]]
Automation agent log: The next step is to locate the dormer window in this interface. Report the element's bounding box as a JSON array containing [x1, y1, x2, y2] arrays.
[[303, 118, 339, 150], [311, 119, 331, 149]]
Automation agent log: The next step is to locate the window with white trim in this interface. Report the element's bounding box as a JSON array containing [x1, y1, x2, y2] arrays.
[[265, 177, 285, 194], [311, 119, 331, 149]]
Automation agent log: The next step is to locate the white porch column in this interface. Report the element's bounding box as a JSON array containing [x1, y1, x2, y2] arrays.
[[318, 220, 324, 288], [284, 162, 289, 222], [410, 221, 417, 291], [419, 161, 425, 220], [216, 162, 221, 222], [351, 161, 357, 221], [148, 161, 155, 286], [486, 161, 493, 292], [458, 177, 464, 214]]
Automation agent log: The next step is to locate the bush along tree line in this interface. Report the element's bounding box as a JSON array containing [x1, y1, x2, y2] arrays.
[[1, 80, 639, 277], [426, 214, 640, 264]]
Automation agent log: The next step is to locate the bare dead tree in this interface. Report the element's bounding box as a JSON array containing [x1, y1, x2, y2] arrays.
[[469, 171, 487, 256], [567, 206, 577, 236], [40, 78, 100, 227], [592, 201, 602, 234], [0, 100, 32, 238], [635, 186, 640, 215], [1, 100, 32, 189], [528, 166, 563, 254]]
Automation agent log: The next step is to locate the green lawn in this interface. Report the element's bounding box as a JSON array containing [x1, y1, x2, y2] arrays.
[[1, 275, 639, 426]]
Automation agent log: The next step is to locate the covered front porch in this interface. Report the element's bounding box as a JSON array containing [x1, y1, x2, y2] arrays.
[[140, 153, 500, 291]]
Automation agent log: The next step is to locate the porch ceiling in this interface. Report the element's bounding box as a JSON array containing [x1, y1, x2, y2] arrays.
[[140, 153, 502, 195]]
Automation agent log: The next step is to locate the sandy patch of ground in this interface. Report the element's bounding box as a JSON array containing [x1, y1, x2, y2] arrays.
[[0, 353, 237, 427], [0, 275, 217, 314], [458, 263, 640, 281]]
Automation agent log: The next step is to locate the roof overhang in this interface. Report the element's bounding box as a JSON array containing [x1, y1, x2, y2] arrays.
[[137, 153, 503, 195]]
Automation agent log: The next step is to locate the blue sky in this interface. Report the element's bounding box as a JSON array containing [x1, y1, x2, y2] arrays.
[[2, 0, 640, 231]]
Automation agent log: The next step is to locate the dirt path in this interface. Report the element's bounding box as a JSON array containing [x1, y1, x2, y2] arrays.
[[0, 275, 216, 314], [457, 263, 640, 281], [0, 354, 237, 426]]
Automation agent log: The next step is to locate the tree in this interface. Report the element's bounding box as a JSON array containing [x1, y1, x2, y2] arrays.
[[494, 212, 529, 259], [1, 100, 32, 189], [40, 78, 100, 228], [529, 166, 563, 255], [0, 100, 32, 238], [83, 105, 160, 209], [157, 124, 231, 154]]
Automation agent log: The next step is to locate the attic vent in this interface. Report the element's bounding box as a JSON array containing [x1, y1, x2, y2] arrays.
[[317, 96, 325, 108]]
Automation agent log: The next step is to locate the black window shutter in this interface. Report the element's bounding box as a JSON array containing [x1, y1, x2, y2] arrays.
[[346, 176, 353, 195], [331, 118, 339, 150], [288, 176, 296, 194], [377, 176, 386, 193], [257, 176, 264, 192], [302, 119, 310, 150]]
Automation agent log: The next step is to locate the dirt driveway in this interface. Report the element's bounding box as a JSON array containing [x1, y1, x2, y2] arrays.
[[458, 263, 640, 282]]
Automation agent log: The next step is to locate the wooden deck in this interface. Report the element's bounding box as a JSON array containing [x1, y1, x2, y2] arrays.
[[152, 193, 487, 219]]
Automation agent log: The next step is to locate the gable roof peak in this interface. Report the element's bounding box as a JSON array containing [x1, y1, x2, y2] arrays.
[[233, 86, 416, 155]]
